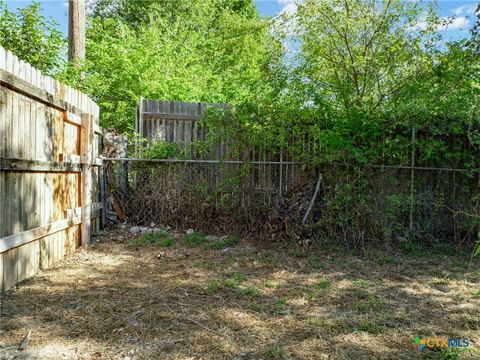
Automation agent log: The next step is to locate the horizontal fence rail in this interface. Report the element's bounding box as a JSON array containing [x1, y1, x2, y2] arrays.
[[104, 159, 304, 231], [103, 157, 480, 173], [125, 98, 480, 245], [0, 46, 103, 292], [137, 98, 227, 144], [104, 157, 479, 245]]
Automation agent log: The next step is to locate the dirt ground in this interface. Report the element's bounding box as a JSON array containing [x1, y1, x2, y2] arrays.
[[0, 229, 479, 360]]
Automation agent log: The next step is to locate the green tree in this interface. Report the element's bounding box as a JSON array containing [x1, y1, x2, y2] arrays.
[[0, 1, 65, 75], [68, 0, 278, 133], [280, 0, 479, 166], [204, 0, 479, 168]]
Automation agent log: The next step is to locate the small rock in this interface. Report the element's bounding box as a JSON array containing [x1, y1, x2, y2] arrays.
[[140, 227, 152, 234], [206, 235, 218, 241], [220, 247, 232, 255], [232, 352, 254, 359], [129, 226, 141, 235], [132, 308, 145, 317], [150, 222, 156, 228], [278, 308, 292, 315], [128, 318, 139, 327], [186, 228, 194, 235]]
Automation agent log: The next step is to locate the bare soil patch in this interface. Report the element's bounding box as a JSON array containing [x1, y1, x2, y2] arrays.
[[1, 230, 479, 359]]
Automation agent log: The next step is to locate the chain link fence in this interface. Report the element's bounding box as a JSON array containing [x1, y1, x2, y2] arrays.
[[104, 159, 479, 246], [105, 159, 305, 233]]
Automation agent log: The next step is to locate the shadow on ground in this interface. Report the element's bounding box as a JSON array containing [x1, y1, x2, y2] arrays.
[[0, 230, 479, 359]]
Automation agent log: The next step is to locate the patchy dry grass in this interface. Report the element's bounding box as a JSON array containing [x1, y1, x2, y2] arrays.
[[0, 230, 479, 359]]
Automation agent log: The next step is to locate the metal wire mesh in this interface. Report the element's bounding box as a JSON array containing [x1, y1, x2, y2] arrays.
[[104, 159, 479, 243], [105, 159, 305, 233]]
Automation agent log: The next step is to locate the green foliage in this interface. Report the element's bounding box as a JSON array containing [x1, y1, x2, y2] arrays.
[[224, 279, 238, 289], [131, 229, 173, 247], [184, 231, 207, 247], [315, 278, 331, 290], [353, 279, 369, 289], [307, 256, 325, 269], [265, 347, 285, 358], [237, 285, 260, 298], [474, 240, 480, 257], [145, 141, 180, 160], [202, 0, 479, 170], [207, 278, 220, 293], [358, 321, 378, 334], [402, 242, 423, 257], [274, 298, 287, 312], [291, 247, 307, 258], [212, 233, 240, 250], [224, 271, 245, 289], [62, 0, 279, 133], [438, 347, 465, 360], [0, 1, 66, 75], [376, 255, 400, 266], [308, 277, 331, 301], [232, 272, 245, 282]]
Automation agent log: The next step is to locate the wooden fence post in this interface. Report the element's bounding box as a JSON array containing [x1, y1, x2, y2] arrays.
[[409, 127, 416, 232], [80, 113, 93, 245], [68, 0, 86, 62], [99, 166, 107, 229]]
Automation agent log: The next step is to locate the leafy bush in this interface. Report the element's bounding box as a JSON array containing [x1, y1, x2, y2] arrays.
[[131, 229, 173, 247], [184, 231, 207, 247], [0, 1, 66, 75], [213, 233, 241, 250], [146, 141, 180, 160]]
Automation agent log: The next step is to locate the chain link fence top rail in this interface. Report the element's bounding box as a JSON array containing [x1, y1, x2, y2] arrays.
[[104, 158, 479, 244]]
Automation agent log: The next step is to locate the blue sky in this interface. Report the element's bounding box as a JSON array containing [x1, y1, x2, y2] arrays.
[[2, 0, 478, 42]]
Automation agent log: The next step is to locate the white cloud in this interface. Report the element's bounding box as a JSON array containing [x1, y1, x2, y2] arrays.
[[452, 4, 477, 16], [277, 0, 298, 15], [444, 16, 471, 30], [409, 18, 429, 31], [409, 16, 471, 32]]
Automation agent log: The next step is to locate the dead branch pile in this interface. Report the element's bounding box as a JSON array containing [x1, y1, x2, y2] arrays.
[[264, 169, 320, 245]]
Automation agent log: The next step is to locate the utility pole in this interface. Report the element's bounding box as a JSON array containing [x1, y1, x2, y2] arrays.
[[68, 0, 86, 63]]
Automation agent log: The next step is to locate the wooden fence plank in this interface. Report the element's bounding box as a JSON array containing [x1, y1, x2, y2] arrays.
[[3, 248, 17, 290], [0, 158, 81, 172], [80, 114, 93, 246], [0, 210, 82, 253], [0, 69, 88, 116], [17, 241, 39, 282], [0, 45, 102, 292], [0, 252, 3, 292]]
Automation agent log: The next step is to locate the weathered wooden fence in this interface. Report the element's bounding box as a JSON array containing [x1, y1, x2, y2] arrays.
[[137, 98, 224, 143], [136, 98, 305, 195], [0, 47, 104, 292]]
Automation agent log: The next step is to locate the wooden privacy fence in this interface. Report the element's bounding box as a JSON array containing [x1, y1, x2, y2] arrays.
[[137, 97, 226, 144], [136, 98, 305, 195], [0, 47, 104, 292]]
